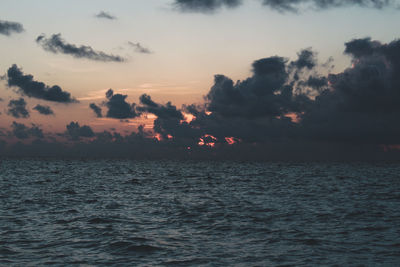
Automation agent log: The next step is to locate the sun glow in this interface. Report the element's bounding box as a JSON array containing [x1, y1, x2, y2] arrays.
[[198, 134, 217, 147]]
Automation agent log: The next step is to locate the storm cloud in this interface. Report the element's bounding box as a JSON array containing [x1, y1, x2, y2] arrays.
[[36, 34, 125, 62], [33, 104, 54, 115], [6, 64, 77, 103], [7, 98, 29, 118], [0, 20, 24, 36]]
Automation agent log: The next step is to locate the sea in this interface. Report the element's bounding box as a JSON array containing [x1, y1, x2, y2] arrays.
[[1, 159, 400, 266]]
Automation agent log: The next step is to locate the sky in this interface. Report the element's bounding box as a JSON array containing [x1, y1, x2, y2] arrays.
[[1, 0, 400, 159]]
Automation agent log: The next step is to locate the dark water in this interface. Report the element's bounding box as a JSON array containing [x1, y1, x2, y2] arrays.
[[1, 160, 400, 266]]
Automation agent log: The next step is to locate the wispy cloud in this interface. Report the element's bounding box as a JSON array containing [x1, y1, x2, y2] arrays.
[[36, 34, 125, 62], [95, 11, 117, 20], [128, 42, 152, 54]]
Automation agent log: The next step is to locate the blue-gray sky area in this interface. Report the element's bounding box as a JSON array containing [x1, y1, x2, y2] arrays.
[[1, 0, 400, 159]]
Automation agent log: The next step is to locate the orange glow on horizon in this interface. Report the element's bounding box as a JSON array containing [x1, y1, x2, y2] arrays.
[[198, 134, 217, 147], [154, 133, 162, 141], [225, 136, 241, 145], [181, 113, 196, 124]]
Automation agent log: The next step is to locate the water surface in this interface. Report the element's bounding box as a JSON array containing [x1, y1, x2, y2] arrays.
[[1, 160, 400, 266]]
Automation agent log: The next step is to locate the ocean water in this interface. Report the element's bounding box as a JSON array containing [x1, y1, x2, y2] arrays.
[[1, 159, 400, 266]]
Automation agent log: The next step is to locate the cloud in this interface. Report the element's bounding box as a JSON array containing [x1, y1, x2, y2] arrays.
[[66, 121, 95, 140], [7, 98, 29, 118], [261, 0, 396, 12], [104, 89, 139, 119], [89, 103, 103, 117], [2, 37, 400, 160], [0, 20, 24, 36], [95, 11, 117, 20], [36, 34, 125, 62], [6, 64, 77, 103], [128, 42, 152, 54], [11, 121, 43, 139], [173, 0, 242, 12], [33, 104, 54, 115], [205, 55, 312, 118], [172, 0, 396, 13]]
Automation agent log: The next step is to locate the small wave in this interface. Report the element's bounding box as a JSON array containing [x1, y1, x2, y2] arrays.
[[108, 241, 162, 255]]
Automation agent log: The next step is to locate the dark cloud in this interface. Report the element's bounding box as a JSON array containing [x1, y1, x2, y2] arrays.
[[128, 42, 152, 54], [7, 98, 29, 118], [11, 121, 43, 139], [2, 37, 400, 160], [89, 103, 102, 118], [66, 122, 95, 140], [104, 89, 139, 119], [0, 20, 24, 36], [205, 55, 312, 118], [138, 94, 183, 120], [33, 104, 54, 115], [6, 64, 77, 103], [173, 0, 395, 13], [300, 37, 400, 145], [173, 0, 242, 12], [261, 0, 395, 12], [95, 11, 117, 20], [36, 34, 125, 62]]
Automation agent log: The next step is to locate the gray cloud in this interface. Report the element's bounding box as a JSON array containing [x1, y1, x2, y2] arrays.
[[173, 0, 242, 12], [2, 37, 400, 160], [0, 20, 24, 36], [261, 0, 396, 12], [104, 89, 139, 119], [128, 42, 152, 54], [33, 104, 54, 115], [95, 11, 117, 20], [89, 103, 103, 118], [66, 122, 95, 140], [7, 98, 29, 118], [11, 121, 43, 139], [36, 33, 125, 62], [6, 64, 77, 103], [173, 0, 396, 13]]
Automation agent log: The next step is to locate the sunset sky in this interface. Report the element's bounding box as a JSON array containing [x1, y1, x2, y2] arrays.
[[1, 0, 400, 159]]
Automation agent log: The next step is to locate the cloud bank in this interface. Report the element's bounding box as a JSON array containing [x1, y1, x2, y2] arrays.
[[2, 37, 400, 160]]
